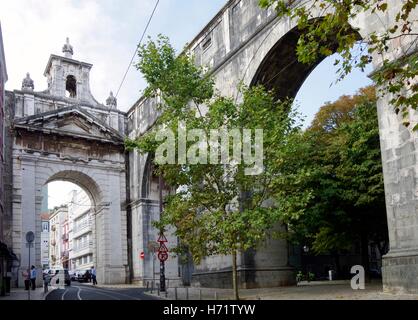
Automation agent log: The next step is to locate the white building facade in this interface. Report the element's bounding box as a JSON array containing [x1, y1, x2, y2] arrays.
[[49, 206, 68, 270], [68, 189, 94, 272]]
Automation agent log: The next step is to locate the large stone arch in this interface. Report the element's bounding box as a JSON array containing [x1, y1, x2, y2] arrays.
[[127, 0, 418, 292], [11, 151, 128, 287], [8, 105, 129, 287], [46, 170, 103, 207]]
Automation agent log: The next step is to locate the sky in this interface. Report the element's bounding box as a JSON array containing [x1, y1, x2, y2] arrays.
[[1, 0, 372, 207], [47, 182, 83, 209], [0, 0, 227, 110]]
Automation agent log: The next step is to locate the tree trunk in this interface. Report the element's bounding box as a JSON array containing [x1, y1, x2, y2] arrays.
[[232, 250, 239, 300]]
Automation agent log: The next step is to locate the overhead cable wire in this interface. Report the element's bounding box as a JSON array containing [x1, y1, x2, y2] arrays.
[[115, 0, 160, 98]]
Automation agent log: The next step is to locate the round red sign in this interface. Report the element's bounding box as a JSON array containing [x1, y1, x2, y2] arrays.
[[158, 252, 168, 262], [140, 251, 145, 259]]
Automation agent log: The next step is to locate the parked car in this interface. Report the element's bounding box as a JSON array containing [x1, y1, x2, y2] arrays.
[[76, 270, 91, 283], [69, 270, 77, 281]]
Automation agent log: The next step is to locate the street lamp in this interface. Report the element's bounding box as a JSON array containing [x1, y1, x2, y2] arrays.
[[25, 231, 35, 301]]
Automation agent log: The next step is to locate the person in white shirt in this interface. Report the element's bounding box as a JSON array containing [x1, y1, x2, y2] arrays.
[[30, 266, 37, 290]]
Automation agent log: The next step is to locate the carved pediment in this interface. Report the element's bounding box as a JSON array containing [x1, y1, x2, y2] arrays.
[[14, 106, 123, 144]]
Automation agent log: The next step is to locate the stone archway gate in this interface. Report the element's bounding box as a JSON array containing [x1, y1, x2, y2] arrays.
[[5, 42, 129, 286]]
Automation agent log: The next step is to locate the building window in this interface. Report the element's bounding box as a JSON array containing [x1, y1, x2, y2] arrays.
[[65, 75, 77, 98], [42, 221, 49, 232], [202, 35, 212, 52]]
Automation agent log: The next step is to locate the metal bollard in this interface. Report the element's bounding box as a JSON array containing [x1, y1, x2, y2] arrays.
[[175, 287, 178, 300], [186, 287, 189, 300], [157, 286, 160, 296], [165, 288, 168, 298], [151, 281, 154, 294], [146, 281, 149, 291]]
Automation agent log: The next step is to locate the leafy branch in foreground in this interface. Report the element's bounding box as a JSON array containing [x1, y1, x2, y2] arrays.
[[259, 0, 417, 126]]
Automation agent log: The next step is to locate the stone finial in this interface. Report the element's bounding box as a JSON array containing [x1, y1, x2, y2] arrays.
[[62, 37, 74, 58], [22, 73, 34, 91], [106, 91, 117, 109]]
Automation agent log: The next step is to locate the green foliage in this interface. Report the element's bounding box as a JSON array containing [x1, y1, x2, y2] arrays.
[[126, 35, 303, 298], [272, 87, 388, 256], [308, 272, 315, 282], [296, 270, 304, 282], [259, 0, 418, 125]]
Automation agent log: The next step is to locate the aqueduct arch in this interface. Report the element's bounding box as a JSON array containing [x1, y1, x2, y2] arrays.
[[128, 0, 418, 292]]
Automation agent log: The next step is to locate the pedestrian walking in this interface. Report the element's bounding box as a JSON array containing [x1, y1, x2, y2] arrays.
[[91, 266, 97, 285], [30, 266, 37, 290], [43, 272, 51, 293], [22, 269, 30, 290]]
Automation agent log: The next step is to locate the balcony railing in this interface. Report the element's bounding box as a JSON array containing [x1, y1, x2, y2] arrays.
[[73, 223, 91, 234], [74, 242, 93, 252]]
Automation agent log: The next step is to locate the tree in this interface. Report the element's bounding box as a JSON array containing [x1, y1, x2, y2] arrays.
[[125, 35, 302, 299], [259, 0, 417, 128], [272, 87, 388, 277]]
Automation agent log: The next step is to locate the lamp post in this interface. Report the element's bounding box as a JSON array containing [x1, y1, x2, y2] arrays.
[[158, 174, 166, 293], [26, 231, 35, 301]]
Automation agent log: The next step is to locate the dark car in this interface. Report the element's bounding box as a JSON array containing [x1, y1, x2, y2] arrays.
[[69, 270, 77, 281], [76, 270, 91, 283]]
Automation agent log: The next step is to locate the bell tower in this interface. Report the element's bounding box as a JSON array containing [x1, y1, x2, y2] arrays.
[[43, 38, 98, 105]]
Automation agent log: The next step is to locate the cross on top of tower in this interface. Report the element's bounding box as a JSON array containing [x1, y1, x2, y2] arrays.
[[62, 37, 74, 59]]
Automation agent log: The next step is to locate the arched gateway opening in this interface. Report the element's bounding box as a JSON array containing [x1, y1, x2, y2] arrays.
[[44, 177, 94, 275], [246, 23, 387, 283], [11, 162, 127, 288]]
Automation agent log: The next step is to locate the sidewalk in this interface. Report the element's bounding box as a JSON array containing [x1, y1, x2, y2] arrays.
[[0, 287, 47, 300], [144, 282, 418, 300]]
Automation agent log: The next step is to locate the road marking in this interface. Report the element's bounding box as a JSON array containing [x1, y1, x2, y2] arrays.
[[77, 286, 82, 300], [61, 288, 69, 301]]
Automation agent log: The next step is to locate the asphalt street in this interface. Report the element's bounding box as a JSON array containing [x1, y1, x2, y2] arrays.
[[45, 284, 161, 300]]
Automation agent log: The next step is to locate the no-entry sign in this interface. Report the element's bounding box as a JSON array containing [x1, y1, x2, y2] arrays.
[[140, 251, 145, 259]]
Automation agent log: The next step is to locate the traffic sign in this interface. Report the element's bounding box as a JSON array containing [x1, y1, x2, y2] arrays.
[[158, 243, 169, 253], [158, 252, 168, 262], [26, 231, 35, 243], [158, 234, 168, 243], [140, 252, 145, 260]]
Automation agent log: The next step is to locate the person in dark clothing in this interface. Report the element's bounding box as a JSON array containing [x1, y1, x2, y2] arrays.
[[91, 266, 97, 285]]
